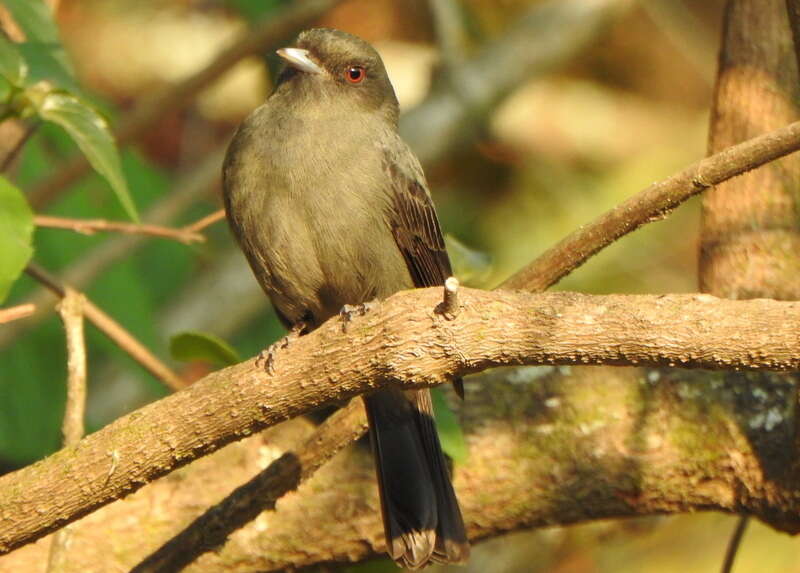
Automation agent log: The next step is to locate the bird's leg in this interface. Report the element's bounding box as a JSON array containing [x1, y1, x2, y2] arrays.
[[255, 321, 310, 375], [339, 299, 380, 332]]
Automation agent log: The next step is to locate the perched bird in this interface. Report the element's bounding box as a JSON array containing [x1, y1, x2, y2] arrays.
[[222, 28, 469, 568]]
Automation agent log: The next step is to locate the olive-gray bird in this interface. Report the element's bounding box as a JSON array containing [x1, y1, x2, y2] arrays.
[[222, 28, 469, 569]]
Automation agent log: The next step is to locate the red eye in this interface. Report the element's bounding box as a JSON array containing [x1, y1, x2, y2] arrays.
[[345, 66, 365, 83]]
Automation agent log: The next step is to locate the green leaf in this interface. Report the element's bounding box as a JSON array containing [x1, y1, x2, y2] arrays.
[[2, 0, 60, 43], [0, 0, 78, 91], [0, 176, 34, 303], [17, 42, 77, 92], [170, 331, 241, 367], [0, 36, 26, 86], [445, 234, 493, 288], [432, 387, 468, 464], [35, 92, 139, 221]]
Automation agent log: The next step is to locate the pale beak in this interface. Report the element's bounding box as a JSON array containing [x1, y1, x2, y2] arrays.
[[276, 47, 324, 75]]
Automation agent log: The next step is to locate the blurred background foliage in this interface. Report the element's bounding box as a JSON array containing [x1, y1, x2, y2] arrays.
[[2, 0, 798, 571]]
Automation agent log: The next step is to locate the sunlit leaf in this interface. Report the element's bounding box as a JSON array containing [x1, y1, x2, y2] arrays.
[[36, 92, 139, 221], [1, 0, 59, 43], [0, 176, 34, 303], [0, 36, 26, 86], [432, 387, 468, 464], [170, 331, 241, 367]]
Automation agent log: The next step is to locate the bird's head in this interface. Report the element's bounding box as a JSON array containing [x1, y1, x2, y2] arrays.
[[275, 28, 400, 125]]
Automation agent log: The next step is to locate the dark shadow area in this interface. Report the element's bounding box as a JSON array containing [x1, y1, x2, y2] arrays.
[[131, 452, 302, 573]]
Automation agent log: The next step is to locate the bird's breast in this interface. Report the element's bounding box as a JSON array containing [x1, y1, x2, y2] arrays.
[[225, 107, 412, 326]]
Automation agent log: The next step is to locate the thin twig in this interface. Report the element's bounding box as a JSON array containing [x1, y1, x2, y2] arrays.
[[56, 290, 87, 445], [34, 215, 205, 244], [132, 400, 368, 573], [182, 208, 225, 234], [501, 120, 800, 292], [0, 303, 35, 324], [27, 0, 345, 209], [24, 263, 187, 392], [786, 0, 800, 70], [46, 290, 87, 572], [0, 147, 224, 350], [720, 516, 749, 573], [0, 122, 38, 172]]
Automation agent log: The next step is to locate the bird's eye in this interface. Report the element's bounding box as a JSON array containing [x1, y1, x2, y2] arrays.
[[345, 66, 366, 83]]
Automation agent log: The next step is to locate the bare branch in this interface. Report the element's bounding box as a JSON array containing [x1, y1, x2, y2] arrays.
[[501, 120, 800, 292], [720, 516, 750, 573], [34, 215, 205, 244], [0, 147, 224, 350], [132, 400, 368, 572], [56, 290, 87, 446], [2, 365, 799, 571], [24, 263, 187, 392], [2, 287, 800, 554], [0, 304, 35, 324], [46, 290, 87, 572], [0, 122, 37, 172], [786, 0, 800, 70], [702, 3, 800, 566], [182, 208, 225, 234]]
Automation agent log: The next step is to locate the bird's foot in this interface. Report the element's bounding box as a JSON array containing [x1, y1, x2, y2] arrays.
[[339, 300, 379, 332], [255, 321, 309, 374]]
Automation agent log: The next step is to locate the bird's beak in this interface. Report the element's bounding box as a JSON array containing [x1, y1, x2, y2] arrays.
[[276, 47, 324, 75]]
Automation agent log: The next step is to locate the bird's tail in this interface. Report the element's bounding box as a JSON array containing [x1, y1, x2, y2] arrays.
[[363, 387, 470, 569]]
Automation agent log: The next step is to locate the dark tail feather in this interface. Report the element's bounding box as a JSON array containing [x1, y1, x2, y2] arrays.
[[364, 388, 470, 569]]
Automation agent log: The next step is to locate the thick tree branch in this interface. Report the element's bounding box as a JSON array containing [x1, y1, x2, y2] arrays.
[[2, 287, 800, 554], [131, 399, 368, 573], [703, 3, 800, 567], [501, 119, 800, 291], [2, 365, 800, 571]]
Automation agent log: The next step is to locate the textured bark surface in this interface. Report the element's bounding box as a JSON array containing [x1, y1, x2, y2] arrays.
[[1, 365, 800, 571], [700, 0, 800, 298], [2, 289, 800, 555]]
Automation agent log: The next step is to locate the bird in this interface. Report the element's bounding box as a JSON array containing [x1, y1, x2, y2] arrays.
[[221, 28, 469, 569]]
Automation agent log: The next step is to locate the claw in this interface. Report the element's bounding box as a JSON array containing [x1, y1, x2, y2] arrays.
[[339, 300, 379, 332], [255, 321, 309, 374]]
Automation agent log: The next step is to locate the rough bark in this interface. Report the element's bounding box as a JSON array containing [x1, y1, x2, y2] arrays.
[[700, 0, 800, 298], [2, 365, 800, 571], [2, 288, 800, 555]]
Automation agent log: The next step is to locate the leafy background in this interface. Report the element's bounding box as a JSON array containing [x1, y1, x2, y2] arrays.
[[2, 0, 798, 572]]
